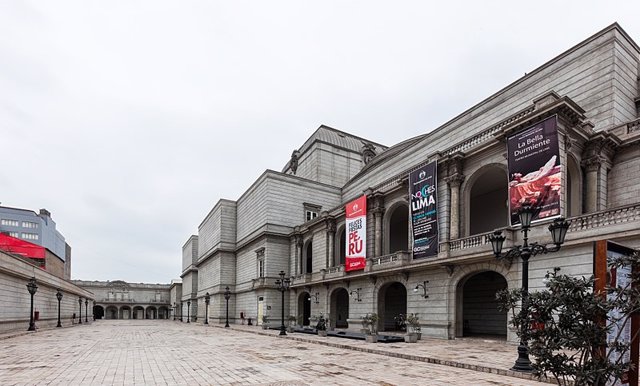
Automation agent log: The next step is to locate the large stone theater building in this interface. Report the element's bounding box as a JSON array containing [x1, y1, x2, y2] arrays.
[[180, 23, 640, 341]]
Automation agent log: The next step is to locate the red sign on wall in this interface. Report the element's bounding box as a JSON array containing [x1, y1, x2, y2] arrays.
[[345, 195, 367, 272]]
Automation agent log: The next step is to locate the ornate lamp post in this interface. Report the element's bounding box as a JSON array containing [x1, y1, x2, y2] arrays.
[[173, 303, 176, 321], [275, 271, 291, 336], [85, 299, 89, 323], [56, 289, 63, 327], [489, 203, 570, 372], [180, 301, 183, 322], [187, 300, 191, 323], [78, 297, 83, 324], [204, 293, 210, 325], [224, 287, 231, 328], [27, 277, 38, 331]]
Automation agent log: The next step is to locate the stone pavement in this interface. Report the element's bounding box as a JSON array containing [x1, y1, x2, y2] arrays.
[[0, 320, 550, 386]]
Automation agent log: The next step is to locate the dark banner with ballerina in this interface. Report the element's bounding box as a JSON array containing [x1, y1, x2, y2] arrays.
[[507, 115, 562, 226]]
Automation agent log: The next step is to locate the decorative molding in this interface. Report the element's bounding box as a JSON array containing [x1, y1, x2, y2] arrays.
[[442, 264, 456, 277]]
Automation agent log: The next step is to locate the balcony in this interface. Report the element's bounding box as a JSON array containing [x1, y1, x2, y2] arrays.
[[365, 251, 410, 272]]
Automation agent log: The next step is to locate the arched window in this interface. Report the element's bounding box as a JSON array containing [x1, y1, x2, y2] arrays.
[[468, 166, 508, 235], [305, 241, 313, 274], [385, 204, 409, 254]]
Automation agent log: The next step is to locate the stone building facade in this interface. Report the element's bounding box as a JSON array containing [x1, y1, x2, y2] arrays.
[[73, 280, 172, 320], [182, 23, 640, 341]]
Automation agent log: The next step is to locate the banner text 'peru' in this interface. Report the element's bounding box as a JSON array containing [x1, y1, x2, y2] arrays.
[[345, 195, 367, 271], [507, 115, 561, 225], [410, 161, 438, 259]]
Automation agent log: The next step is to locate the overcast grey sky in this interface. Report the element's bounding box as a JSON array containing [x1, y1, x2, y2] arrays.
[[1, 1, 639, 283]]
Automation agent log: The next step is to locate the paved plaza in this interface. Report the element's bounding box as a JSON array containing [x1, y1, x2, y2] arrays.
[[0, 320, 550, 386]]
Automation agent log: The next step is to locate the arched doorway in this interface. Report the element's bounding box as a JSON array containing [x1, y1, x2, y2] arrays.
[[377, 282, 407, 331], [458, 271, 508, 338], [120, 306, 131, 319], [158, 306, 169, 319], [468, 166, 508, 235], [566, 155, 582, 217], [298, 292, 311, 326], [105, 306, 118, 320], [93, 305, 104, 320], [305, 241, 313, 274], [132, 306, 144, 319], [385, 204, 409, 254], [145, 306, 157, 320], [330, 288, 349, 328]]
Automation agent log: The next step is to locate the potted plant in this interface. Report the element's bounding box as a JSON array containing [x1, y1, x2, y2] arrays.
[[394, 313, 407, 332], [404, 313, 420, 343], [315, 314, 328, 337], [361, 313, 379, 343], [287, 315, 297, 333], [261, 315, 269, 330]]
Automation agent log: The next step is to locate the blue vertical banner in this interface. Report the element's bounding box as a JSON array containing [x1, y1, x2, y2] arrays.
[[410, 161, 438, 259]]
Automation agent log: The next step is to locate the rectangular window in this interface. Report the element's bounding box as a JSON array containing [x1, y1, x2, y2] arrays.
[[306, 210, 318, 222], [8, 232, 19, 238], [258, 259, 264, 278], [22, 221, 38, 229], [22, 233, 39, 240], [1, 219, 19, 227]]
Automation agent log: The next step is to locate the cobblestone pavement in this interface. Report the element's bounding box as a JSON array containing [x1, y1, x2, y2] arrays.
[[0, 320, 549, 386]]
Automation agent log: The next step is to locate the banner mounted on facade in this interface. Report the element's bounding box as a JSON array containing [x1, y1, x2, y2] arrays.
[[345, 195, 367, 272], [409, 161, 438, 259], [507, 115, 561, 225]]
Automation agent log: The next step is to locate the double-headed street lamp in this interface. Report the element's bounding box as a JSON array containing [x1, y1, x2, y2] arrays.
[[204, 292, 210, 325], [27, 277, 38, 331], [56, 289, 63, 327], [489, 203, 570, 372], [187, 300, 191, 323], [275, 271, 291, 336], [78, 297, 83, 324], [224, 287, 231, 328]]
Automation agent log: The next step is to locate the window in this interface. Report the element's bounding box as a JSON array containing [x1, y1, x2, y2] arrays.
[[22, 233, 39, 240], [303, 203, 322, 222], [8, 232, 19, 238], [1, 219, 19, 227], [256, 247, 265, 278], [306, 210, 318, 222], [22, 221, 38, 229]]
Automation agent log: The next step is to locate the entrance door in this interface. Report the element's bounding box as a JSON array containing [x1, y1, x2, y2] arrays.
[[258, 297, 264, 325]]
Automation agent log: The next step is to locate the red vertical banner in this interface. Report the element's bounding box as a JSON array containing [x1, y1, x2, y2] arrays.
[[345, 195, 367, 272]]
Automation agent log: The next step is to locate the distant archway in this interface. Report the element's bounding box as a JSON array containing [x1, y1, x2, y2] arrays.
[[93, 305, 104, 320], [377, 282, 407, 331], [304, 241, 313, 274], [132, 306, 144, 319], [384, 203, 409, 254], [105, 306, 118, 320], [467, 165, 508, 235], [145, 306, 157, 320], [158, 306, 169, 319], [298, 292, 311, 326], [330, 288, 349, 328], [119, 306, 131, 320], [458, 271, 508, 338]]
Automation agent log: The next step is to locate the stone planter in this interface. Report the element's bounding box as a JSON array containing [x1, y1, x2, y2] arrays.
[[404, 333, 418, 343], [365, 334, 378, 343], [416, 332, 422, 340], [317, 330, 328, 337], [287, 326, 295, 333]]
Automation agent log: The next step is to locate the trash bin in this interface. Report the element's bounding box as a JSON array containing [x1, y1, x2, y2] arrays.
[[34, 311, 40, 321]]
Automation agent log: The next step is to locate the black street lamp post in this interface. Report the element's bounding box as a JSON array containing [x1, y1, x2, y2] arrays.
[[204, 293, 210, 325], [78, 298, 82, 324], [187, 300, 191, 323], [27, 277, 38, 331], [85, 299, 88, 323], [275, 271, 291, 336], [173, 303, 176, 321], [489, 203, 570, 372], [224, 287, 231, 328], [180, 301, 183, 322], [56, 289, 63, 327]]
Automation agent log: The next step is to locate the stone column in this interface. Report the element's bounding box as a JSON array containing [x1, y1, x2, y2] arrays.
[[295, 234, 303, 275], [371, 194, 385, 257], [446, 174, 465, 240], [582, 156, 602, 213], [326, 219, 336, 267]]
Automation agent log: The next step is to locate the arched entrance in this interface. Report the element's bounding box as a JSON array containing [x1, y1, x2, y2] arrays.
[[93, 305, 104, 320], [305, 241, 313, 274], [566, 155, 582, 217], [457, 271, 508, 338], [145, 306, 157, 319], [377, 282, 407, 331], [158, 306, 169, 319], [385, 204, 409, 254], [330, 288, 349, 328], [119, 306, 131, 319], [132, 306, 144, 319], [298, 292, 311, 326], [105, 306, 118, 320], [467, 166, 508, 235]]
